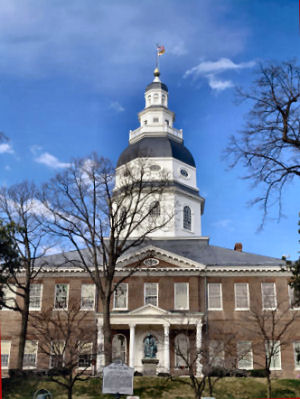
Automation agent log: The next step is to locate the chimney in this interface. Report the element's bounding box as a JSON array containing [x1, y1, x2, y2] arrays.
[[234, 242, 243, 252]]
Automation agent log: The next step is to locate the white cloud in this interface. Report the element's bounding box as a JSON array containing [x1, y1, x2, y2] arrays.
[[35, 152, 71, 169], [109, 101, 125, 113], [207, 74, 234, 91], [0, 143, 14, 154], [184, 57, 255, 91], [4, 165, 11, 171], [168, 40, 187, 56], [184, 58, 255, 78], [30, 144, 43, 155], [212, 218, 233, 229]]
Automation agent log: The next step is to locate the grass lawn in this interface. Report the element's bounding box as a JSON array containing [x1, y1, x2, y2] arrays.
[[3, 376, 300, 399]]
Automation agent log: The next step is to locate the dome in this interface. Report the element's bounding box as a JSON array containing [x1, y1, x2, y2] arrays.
[[117, 136, 196, 167]]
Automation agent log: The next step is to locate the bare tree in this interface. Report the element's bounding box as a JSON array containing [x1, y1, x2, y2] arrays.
[[226, 61, 300, 225], [40, 153, 172, 365], [242, 300, 299, 398], [170, 324, 246, 399], [30, 304, 97, 399], [0, 182, 52, 369]]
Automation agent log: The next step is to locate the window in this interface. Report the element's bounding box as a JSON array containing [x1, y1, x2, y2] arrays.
[[144, 120, 147, 125], [1, 286, 16, 310], [23, 341, 38, 369], [294, 342, 300, 369], [147, 95, 151, 105], [112, 334, 127, 363], [78, 343, 93, 368], [1, 341, 11, 369], [209, 341, 224, 368], [208, 283, 222, 310], [183, 206, 191, 230], [50, 341, 64, 369], [144, 283, 158, 306], [162, 94, 166, 105], [288, 286, 300, 309], [266, 341, 281, 370], [165, 119, 169, 126], [261, 283, 277, 310], [54, 284, 69, 310], [174, 334, 189, 368], [149, 201, 160, 218], [81, 284, 95, 310], [113, 283, 128, 309], [153, 93, 159, 103], [153, 117, 159, 123], [29, 284, 42, 310], [174, 283, 189, 310], [234, 283, 249, 310], [237, 341, 253, 370]]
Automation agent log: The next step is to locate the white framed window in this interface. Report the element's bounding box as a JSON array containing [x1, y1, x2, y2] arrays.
[[153, 93, 159, 103], [144, 283, 158, 306], [174, 333, 189, 368], [78, 342, 93, 369], [112, 334, 127, 363], [234, 283, 249, 310], [1, 286, 16, 310], [174, 283, 189, 310], [209, 341, 224, 368], [266, 341, 281, 370], [23, 340, 38, 369], [29, 284, 42, 310], [50, 341, 65, 369], [153, 117, 159, 123], [237, 341, 253, 370], [149, 201, 160, 218], [54, 284, 69, 310], [1, 341, 11, 369], [288, 286, 300, 310], [113, 283, 128, 310], [261, 283, 277, 310], [183, 206, 191, 230], [80, 284, 95, 310], [294, 342, 300, 369], [208, 283, 222, 310]]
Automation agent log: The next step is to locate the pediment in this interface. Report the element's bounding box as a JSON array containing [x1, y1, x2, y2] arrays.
[[117, 245, 205, 270], [129, 303, 169, 316]]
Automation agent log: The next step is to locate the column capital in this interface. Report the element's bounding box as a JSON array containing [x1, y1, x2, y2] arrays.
[[129, 322, 136, 329]]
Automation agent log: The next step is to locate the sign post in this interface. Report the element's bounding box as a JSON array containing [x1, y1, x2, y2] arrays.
[[102, 361, 134, 397]]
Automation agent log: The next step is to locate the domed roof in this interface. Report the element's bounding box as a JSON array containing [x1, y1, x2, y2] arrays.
[[117, 136, 196, 167]]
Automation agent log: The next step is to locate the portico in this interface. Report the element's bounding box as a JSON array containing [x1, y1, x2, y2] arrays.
[[96, 304, 203, 375]]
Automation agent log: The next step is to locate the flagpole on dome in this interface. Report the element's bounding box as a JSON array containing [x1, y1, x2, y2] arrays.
[[155, 44, 165, 72]]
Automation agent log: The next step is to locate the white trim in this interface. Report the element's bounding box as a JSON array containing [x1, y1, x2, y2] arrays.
[[1, 286, 17, 311], [234, 283, 250, 311], [77, 342, 93, 370], [144, 282, 158, 307], [237, 341, 253, 370], [29, 283, 43, 311], [53, 283, 69, 310], [113, 283, 128, 310], [207, 283, 223, 311], [261, 282, 277, 310], [266, 340, 281, 371], [288, 286, 300, 310], [174, 282, 189, 310]]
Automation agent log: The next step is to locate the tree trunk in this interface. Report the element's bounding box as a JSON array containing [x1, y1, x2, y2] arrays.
[[103, 295, 112, 365], [266, 372, 272, 398], [68, 386, 73, 399], [16, 293, 30, 370]]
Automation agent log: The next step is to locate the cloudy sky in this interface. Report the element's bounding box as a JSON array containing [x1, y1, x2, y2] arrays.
[[0, 0, 299, 260]]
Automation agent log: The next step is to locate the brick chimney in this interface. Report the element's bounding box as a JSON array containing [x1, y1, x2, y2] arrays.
[[234, 242, 243, 252]]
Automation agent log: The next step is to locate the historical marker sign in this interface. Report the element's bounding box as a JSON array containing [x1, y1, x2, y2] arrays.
[[102, 362, 134, 395]]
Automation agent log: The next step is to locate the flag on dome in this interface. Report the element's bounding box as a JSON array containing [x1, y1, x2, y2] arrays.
[[157, 45, 165, 56]]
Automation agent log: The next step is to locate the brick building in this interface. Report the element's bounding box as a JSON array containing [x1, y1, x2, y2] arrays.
[[1, 68, 299, 377]]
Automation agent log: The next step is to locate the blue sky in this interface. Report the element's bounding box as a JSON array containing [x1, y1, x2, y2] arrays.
[[0, 0, 299, 260]]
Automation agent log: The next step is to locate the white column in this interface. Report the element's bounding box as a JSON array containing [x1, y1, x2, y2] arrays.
[[96, 318, 105, 373], [129, 323, 136, 368], [164, 323, 170, 373], [196, 319, 203, 376]]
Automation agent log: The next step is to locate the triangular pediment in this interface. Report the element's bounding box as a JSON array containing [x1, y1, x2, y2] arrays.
[[129, 303, 169, 316], [117, 245, 205, 270]]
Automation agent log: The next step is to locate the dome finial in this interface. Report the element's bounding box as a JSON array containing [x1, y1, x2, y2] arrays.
[[154, 67, 160, 77]]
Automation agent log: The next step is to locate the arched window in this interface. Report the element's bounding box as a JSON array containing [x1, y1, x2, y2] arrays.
[[153, 93, 159, 103], [183, 206, 191, 230], [162, 94, 166, 105], [175, 334, 189, 368], [149, 201, 160, 218], [112, 334, 127, 363], [147, 95, 151, 105]]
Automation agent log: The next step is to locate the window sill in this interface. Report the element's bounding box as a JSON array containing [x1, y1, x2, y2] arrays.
[[112, 308, 128, 311], [29, 308, 41, 311], [235, 308, 249, 311], [23, 366, 37, 370], [80, 308, 95, 311], [208, 308, 223, 311], [53, 308, 68, 311]]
